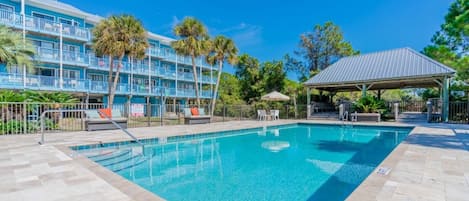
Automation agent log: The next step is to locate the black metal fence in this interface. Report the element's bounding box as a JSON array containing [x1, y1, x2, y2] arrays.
[[448, 102, 469, 124]]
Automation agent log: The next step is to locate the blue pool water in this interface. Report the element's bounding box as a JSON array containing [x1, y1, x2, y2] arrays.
[[73, 123, 411, 201]]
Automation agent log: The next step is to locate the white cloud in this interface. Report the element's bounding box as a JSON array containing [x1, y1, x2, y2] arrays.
[[210, 22, 263, 49]]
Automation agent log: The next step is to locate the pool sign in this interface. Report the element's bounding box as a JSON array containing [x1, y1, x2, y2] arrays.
[[131, 104, 144, 117]]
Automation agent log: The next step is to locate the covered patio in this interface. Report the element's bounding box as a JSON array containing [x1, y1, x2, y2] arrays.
[[304, 47, 456, 122]]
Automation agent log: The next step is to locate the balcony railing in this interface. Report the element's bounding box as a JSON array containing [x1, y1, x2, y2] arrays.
[[0, 10, 214, 70], [35, 47, 88, 66], [0, 10, 90, 41], [0, 73, 213, 98], [178, 72, 194, 81], [147, 47, 213, 69]]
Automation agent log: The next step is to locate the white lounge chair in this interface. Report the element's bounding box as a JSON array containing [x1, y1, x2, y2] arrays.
[[257, 110, 267, 121], [271, 110, 280, 120]]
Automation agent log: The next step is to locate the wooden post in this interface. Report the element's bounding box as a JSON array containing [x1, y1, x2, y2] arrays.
[[307, 88, 311, 119], [442, 76, 449, 122], [362, 84, 367, 97]]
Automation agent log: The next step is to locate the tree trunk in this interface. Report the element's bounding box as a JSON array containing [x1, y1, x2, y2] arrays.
[[210, 60, 223, 118], [293, 94, 298, 118], [107, 56, 115, 109], [110, 54, 124, 109], [191, 55, 200, 107]]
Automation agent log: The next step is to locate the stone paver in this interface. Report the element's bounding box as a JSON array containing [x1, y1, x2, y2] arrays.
[[347, 124, 469, 201], [0, 120, 468, 201]]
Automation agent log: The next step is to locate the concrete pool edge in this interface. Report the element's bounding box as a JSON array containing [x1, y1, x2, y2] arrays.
[[5, 120, 464, 201], [56, 145, 165, 201], [59, 120, 299, 201], [65, 120, 415, 201]]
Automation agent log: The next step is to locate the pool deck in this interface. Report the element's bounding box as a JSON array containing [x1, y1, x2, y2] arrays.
[[0, 120, 468, 201]]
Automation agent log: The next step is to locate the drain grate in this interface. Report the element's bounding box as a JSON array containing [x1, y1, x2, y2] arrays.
[[376, 166, 392, 175]]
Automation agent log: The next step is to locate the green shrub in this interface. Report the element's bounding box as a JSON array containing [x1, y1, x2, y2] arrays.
[[0, 120, 38, 134], [353, 96, 387, 114]]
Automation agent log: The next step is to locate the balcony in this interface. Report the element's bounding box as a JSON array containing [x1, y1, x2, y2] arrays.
[[0, 10, 90, 41], [0, 73, 89, 92], [177, 72, 194, 81], [159, 69, 176, 79], [147, 47, 213, 69], [88, 57, 132, 73], [0, 73, 215, 98], [35, 47, 88, 66]]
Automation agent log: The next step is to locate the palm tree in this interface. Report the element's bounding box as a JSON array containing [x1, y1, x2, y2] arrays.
[[206, 36, 238, 117], [171, 17, 211, 107], [92, 15, 148, 108], [0, 25, 35, 73]]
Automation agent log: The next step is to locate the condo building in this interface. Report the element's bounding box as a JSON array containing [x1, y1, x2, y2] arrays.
[[0, 0, 216, 106]]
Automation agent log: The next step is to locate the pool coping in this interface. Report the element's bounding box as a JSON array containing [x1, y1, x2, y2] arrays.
[[345, 128, 415, 201], [56, 145, 165, 201], [59, 121, 300, 201], [63, 121, 417, 201]]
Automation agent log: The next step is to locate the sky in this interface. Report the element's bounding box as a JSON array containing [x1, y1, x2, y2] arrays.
[[62, 0, 453, 79]]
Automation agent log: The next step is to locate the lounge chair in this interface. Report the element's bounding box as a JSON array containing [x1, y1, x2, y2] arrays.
[[271, 110, 280, 120], [257, 110, 267, 121], [85, 109, 128, 131], [183, 108, 211, 125]]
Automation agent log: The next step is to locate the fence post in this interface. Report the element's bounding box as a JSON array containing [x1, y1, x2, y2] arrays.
[[339, 104, 344, 120], [426, 101, 432, 123], [146, 97, 151, 127], [178, 104, 181, 125], [23, 102, 27, 134], [160, 104, 163, 126], [80, 102, 84, 131], [394, 102, 399, 122]]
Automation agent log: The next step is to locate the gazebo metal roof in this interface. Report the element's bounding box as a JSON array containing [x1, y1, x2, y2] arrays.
[[304, 47, 455, 91]]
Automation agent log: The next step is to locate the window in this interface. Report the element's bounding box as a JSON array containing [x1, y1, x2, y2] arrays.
[[133, 78, 144, 85], [63, 44, 78, 52], [149, 43, 157, 49], [144, 79, 157, 87], [64, 69, 79, 79], [59, 18, 79, 26], [0, 4, 14, 12], [36, 68, 56, 77], [32, 12, 55, 22], [88, 74, 104, 81], [8, 66, 22, 74], [33, 40, 57, 49], [162, 81, 170, 88]]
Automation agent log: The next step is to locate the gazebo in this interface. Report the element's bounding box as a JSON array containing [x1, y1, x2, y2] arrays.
[[304, 47, 456, 121]]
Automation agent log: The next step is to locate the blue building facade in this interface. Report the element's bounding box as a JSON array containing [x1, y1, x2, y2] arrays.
[[0, 0, 215, 106]]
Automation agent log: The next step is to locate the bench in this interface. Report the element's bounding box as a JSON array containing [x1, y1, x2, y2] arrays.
[[85, 109, 128, 131], [351, 112, 381, 122], [183, 108, 211, 125]]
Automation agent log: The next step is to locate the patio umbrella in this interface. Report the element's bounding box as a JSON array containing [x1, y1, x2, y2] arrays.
[[261, 91, 290, 101]]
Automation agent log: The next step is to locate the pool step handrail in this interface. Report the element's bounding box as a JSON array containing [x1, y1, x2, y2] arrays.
[[97, 110, 144, 146], [341, 111, 353, 128]]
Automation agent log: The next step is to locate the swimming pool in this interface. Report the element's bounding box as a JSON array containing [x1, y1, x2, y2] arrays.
[[73, 123, 412, 201]]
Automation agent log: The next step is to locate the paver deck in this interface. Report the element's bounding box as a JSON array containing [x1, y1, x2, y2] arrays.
[[0, 120, 468, 201]]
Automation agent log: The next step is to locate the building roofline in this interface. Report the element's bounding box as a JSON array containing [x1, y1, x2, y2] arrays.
[[21, 0, 177, 44]]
